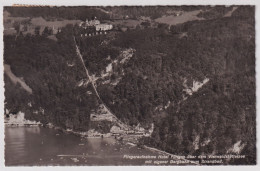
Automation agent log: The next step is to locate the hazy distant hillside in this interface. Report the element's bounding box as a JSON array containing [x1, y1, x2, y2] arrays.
[[4, 6, 110, 20]]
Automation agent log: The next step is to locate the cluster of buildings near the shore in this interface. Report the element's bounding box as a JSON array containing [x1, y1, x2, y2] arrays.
[[89, 105, 153, 137], [4, 105, 153, 138], [4, 110, 42, 126]]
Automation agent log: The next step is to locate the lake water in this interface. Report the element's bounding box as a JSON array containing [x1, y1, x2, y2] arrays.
[[5, 126, 161, 166]]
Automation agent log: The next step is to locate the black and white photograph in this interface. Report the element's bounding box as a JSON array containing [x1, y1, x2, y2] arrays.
[[1, 1, 257, 167]]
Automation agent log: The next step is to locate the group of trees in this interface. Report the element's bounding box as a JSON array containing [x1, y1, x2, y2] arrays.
[[75, 33, 120, 75]]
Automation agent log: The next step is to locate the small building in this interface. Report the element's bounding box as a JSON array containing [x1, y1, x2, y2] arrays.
[[110, 126, 125, 134], [86, 18, 100, 26], [95, 24, 113, 31]]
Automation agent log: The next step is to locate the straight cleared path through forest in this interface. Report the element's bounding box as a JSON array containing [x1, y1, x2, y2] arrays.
[[73, 37, 129, 130]]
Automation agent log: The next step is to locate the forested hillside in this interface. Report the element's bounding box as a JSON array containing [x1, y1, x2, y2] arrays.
[[4, 6, 255, 164], [4, 27, 99, 131], [75, 6, 255, 164]]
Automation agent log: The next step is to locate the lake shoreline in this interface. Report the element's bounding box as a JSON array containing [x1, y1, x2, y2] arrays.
[[4, 114, 195, 165], [5, 125, 197, 165]]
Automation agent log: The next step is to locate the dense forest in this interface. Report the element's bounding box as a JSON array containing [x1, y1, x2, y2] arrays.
[[75, 6, 255, 164], [4, 6, 256, 164], [4, 27, 99, 131]]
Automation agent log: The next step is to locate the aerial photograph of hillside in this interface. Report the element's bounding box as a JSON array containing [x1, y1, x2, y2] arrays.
[[3, 5, 255, 166]]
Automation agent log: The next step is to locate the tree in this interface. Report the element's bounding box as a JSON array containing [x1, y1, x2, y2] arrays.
[[42, 27, 50, 37], [34, 26, 41, 35]]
